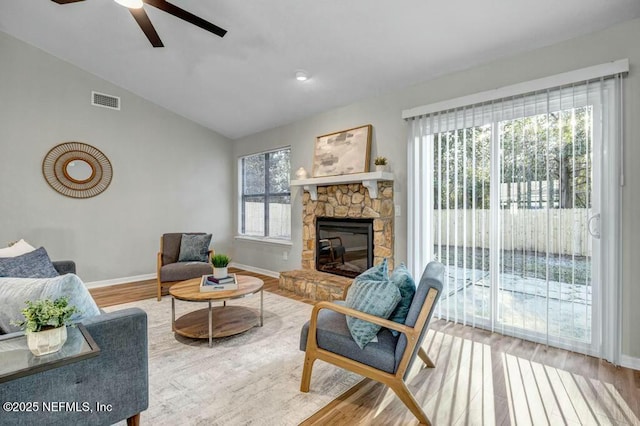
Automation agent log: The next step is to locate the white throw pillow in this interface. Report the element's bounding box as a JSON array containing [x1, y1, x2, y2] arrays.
[[0, 274, 101, 333], [0, 239, 36, 258]]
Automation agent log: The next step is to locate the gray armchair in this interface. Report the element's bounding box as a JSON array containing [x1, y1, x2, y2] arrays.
[[156, 233, 213, 300], [299, 261, 444, 425]]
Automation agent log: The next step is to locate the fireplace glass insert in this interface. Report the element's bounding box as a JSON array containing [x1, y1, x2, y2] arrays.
[[315, 217, 373, 278]]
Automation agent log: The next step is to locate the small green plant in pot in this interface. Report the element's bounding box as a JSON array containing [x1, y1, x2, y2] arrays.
[[211, 253, 231, 279], [374, 156, 387, 165], [12, 297, 79, 356], [374, 156, 388, 171]]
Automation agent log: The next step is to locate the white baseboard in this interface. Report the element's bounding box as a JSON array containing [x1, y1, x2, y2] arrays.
[[85, 273, 156, 289], [84, 263, 280, 289], [230, 262, 280, 279], [620, 354, 640, 371]]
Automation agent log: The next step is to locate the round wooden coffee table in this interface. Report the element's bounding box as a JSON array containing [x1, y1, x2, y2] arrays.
[[169, 275, 264, 347]]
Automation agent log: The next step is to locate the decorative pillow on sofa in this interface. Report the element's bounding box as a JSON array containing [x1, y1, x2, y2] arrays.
[[177, 233, 212, 263], [387, 263, 416, 336], [0, 247, 59, 278], [0, 274, 101, 334], [345, 259, 401, 349], [0, 239, 36, 258]]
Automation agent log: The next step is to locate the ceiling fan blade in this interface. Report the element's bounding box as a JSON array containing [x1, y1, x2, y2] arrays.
[[129, 8, 164, 48], [143, 0, 227, 38], [51, 0, 85, 4]]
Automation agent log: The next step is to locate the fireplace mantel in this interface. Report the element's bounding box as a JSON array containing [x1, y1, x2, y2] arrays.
[[290, 171, 394, 200]]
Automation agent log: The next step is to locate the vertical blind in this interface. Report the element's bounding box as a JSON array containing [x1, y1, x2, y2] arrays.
[[406, 63, 625, 360]]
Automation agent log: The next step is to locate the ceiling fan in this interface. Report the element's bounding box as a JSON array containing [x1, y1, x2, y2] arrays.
[[51, 0, 227, 48]]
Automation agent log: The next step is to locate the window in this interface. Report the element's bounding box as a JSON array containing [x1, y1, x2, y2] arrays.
[[239, 147, 291, 239]]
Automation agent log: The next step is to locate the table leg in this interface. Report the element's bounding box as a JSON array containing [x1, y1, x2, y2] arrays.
[[171, 297, 175, 331], [260, 289, 263, 327], [208, 300, 213, 348]]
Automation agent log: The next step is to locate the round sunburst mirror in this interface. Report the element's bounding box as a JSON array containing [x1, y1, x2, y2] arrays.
[[42, 142, 113, 199]]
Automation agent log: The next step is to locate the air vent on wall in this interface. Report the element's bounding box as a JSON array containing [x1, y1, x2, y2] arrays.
[[91, 91, 120, 110]]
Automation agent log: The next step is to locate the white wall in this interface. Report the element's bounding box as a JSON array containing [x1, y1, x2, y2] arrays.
[[0, 32, 234, 282], [233, 19, 640, 358]]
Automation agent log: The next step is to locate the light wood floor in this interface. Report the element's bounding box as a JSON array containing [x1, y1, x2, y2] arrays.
[[90, 269, 640, 425]]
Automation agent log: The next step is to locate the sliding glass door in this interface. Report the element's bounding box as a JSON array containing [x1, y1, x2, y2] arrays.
[[493, 103, 596, 349], [433, 124, 492, 327], [427, 85, 606, 355]]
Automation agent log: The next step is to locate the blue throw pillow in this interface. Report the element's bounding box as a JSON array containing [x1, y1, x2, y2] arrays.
[[357, 258, 388, 281], [0, 274, 101, 333], [0, 247, 59, 278], [178, 233, 212, 262], [388, 263, 416, 336], [345, 259, 401, 349]]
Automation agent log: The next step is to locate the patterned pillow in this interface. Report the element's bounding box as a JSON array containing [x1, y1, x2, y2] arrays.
[[0, 247, 59, 278], [356, 258, 389, 282], [388, 263, 416, 336], [0, 274, 101, 333], [178, 234, 212, 262], [345, 259, 401, 349]]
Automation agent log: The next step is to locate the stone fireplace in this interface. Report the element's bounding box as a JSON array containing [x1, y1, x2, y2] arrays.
[[279, 177, 394, 301], [301, 182, 394, 270]]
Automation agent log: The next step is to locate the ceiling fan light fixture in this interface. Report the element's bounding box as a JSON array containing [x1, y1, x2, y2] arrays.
[[295, 71, 309, 82], [53, 0, 227, 47], [114, 0, 144, 9]]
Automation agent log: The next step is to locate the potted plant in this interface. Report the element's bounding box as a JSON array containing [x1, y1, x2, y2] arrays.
[[12, 297, 79, 356], [374, 156, 388, 172], [211, 253, 231, 279]]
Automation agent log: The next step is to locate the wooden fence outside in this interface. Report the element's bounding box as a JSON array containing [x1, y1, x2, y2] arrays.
[[244, 202, 291, 238], [433, 208, 592, 256]]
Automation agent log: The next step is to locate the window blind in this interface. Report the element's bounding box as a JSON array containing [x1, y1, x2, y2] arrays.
[[406, 62, 625, 361]]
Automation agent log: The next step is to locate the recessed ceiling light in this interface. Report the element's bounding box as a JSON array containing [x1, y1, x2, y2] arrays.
[[295, 71, 309, 81], [114, 0, 144, 9]]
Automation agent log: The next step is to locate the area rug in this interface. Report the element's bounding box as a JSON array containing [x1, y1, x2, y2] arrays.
[[105, 291, 362, 425]]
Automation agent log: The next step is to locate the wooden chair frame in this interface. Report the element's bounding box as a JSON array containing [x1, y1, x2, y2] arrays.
[[301, 282, 439, 425], [156, 236, 213, 301]]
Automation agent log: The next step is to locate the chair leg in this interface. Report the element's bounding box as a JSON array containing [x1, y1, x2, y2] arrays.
[[300, 353, 316, 392], [126, 413, 141, 426], [418, 347, 435, 368], [157, 280, 162, 301], [389, 380, 431, 426]]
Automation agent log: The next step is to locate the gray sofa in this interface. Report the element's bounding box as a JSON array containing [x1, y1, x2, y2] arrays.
[[0, 262, 149, 426], [52, 260, 76, 275]]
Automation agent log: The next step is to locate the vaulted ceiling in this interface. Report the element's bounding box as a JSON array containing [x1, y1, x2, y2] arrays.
[[1, 1, 639, 139]]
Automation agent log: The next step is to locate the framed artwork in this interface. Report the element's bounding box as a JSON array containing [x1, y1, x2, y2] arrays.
[[312, 124, 372, 177]]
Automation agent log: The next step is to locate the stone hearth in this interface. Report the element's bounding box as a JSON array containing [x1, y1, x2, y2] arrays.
[[279, 180, 394, 301], [279, 269, 352, 301]]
